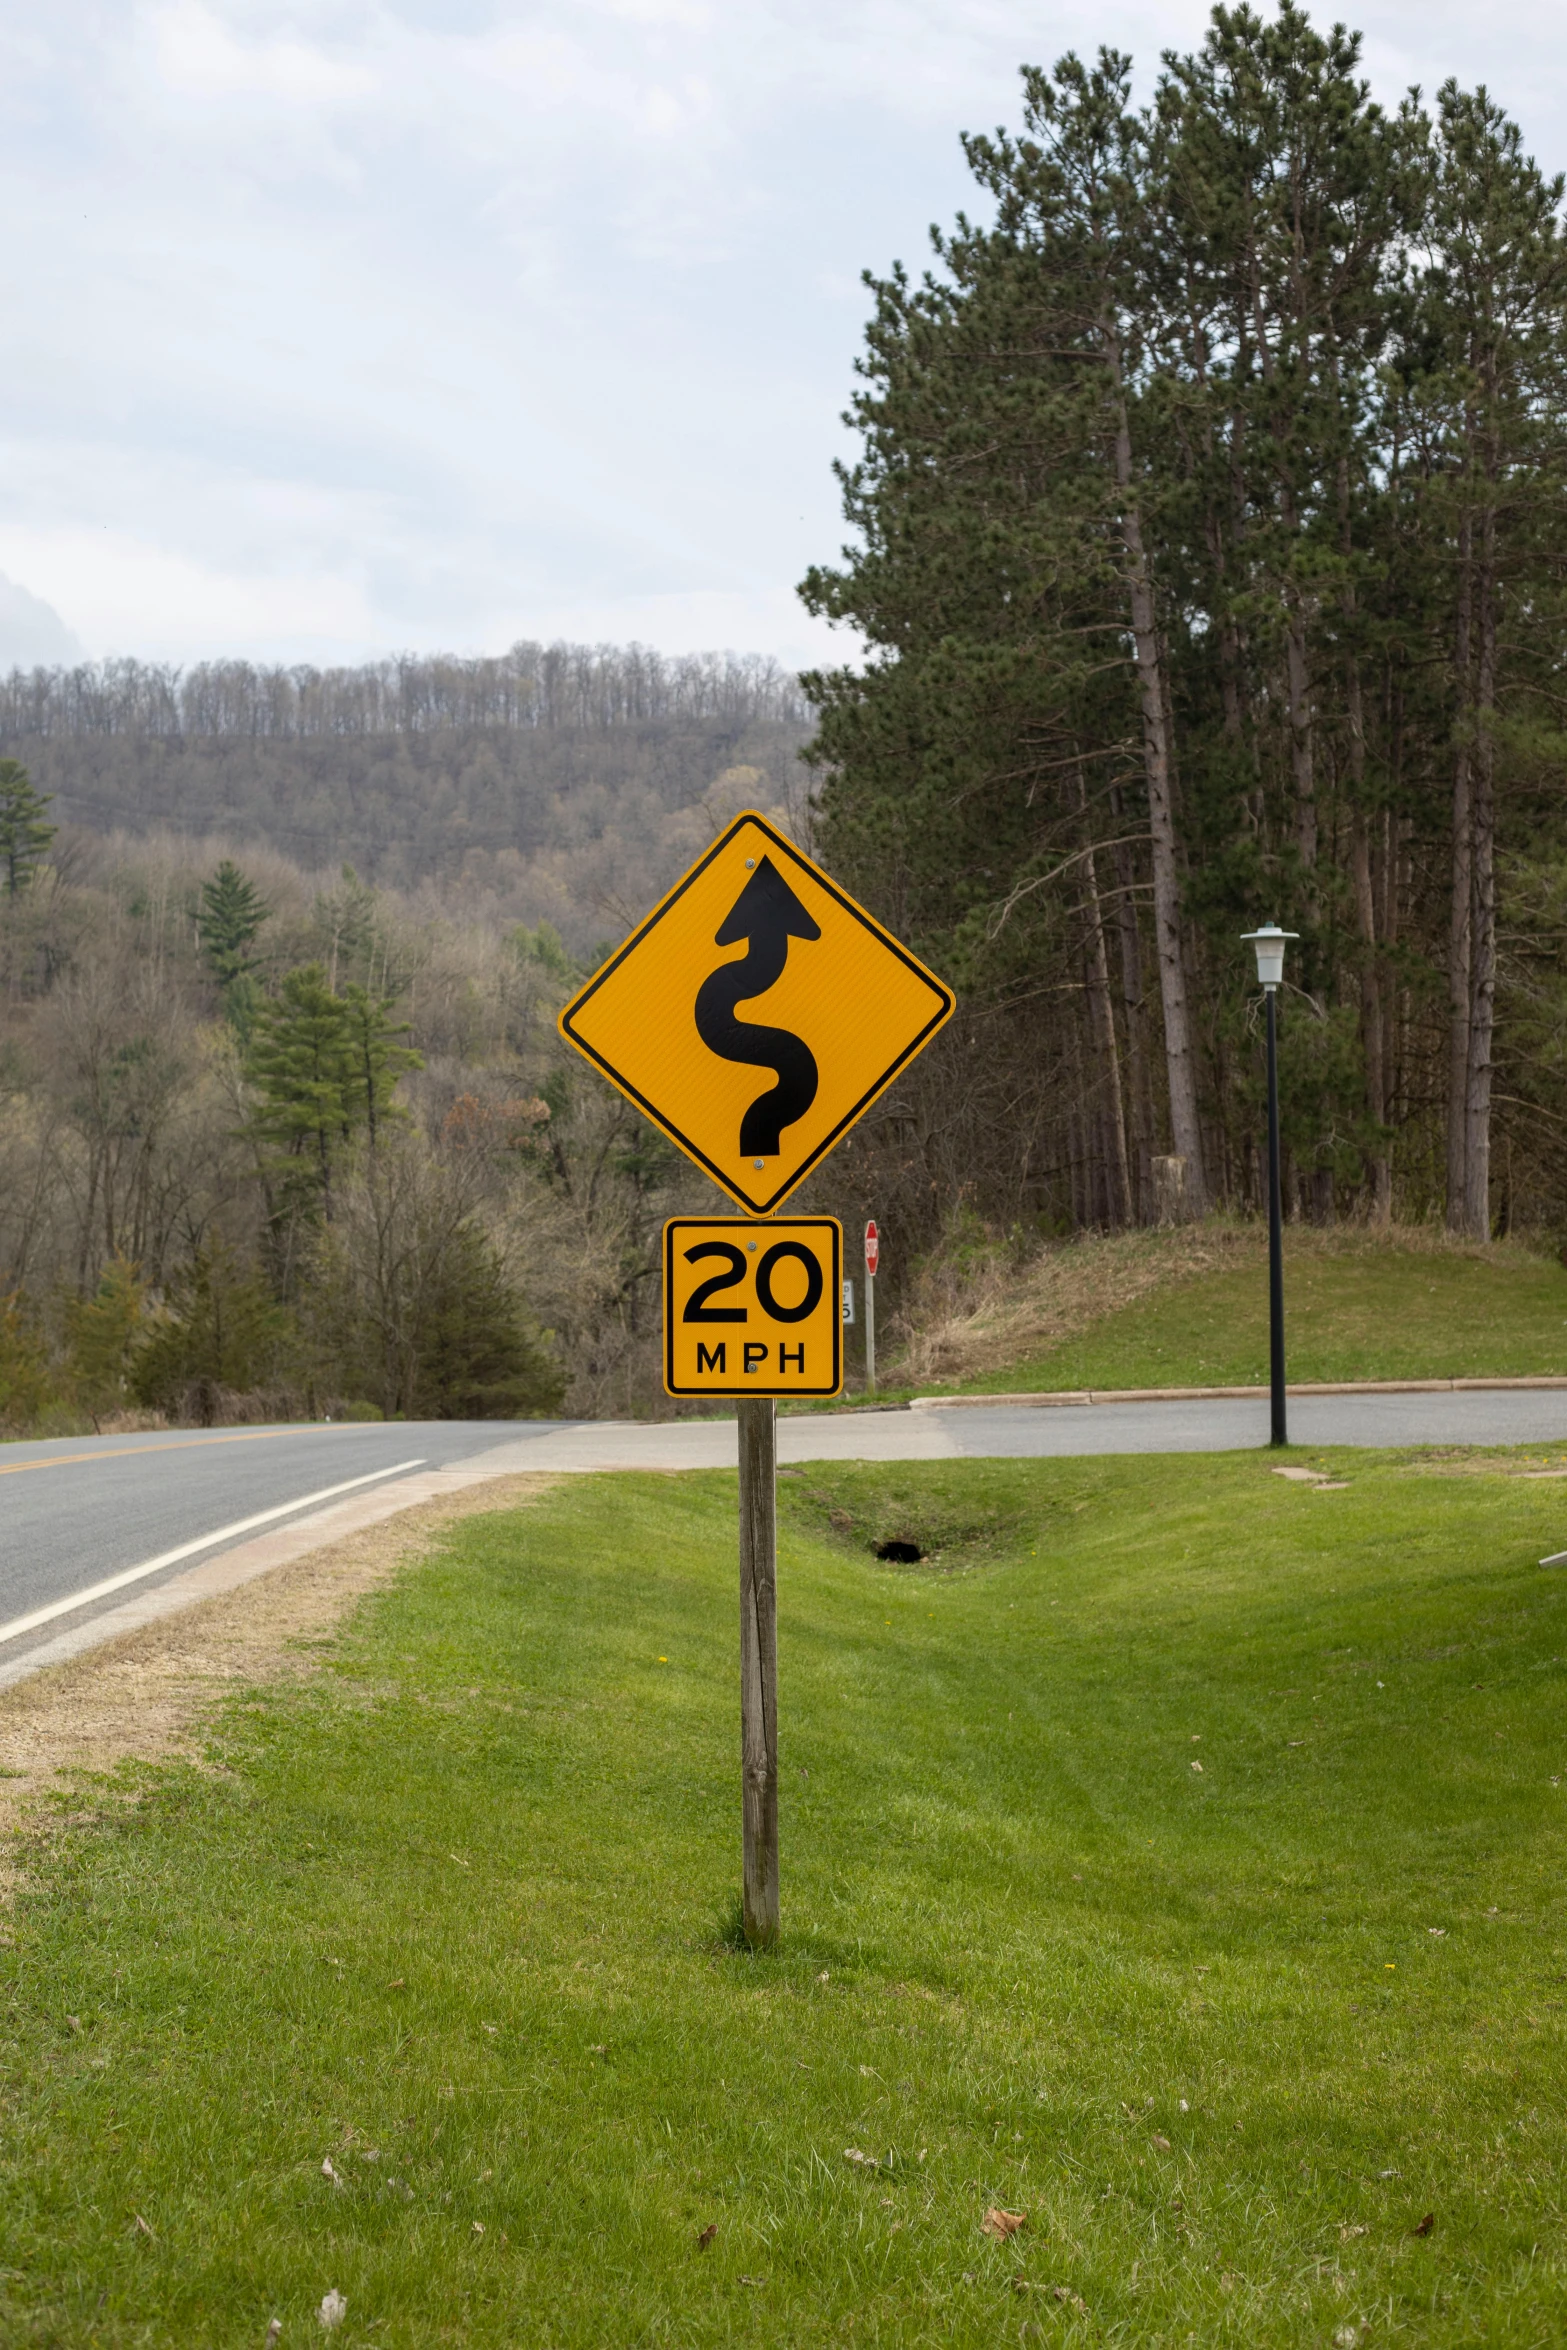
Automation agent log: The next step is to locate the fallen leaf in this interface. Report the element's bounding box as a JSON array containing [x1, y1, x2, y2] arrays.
[[1412, 2211, 1436, 2237], [318, 2289, 347, 2331], [265, 2322, 282, 2347], [844, 2148, 882, 2169], [982, 2208, 1026, 2240], [321, 2158, 343, 2188], [472, 2220, 485, 2236], [1152, 2135, 1172, 2153], [696, 2222, 718, 2251], [482, 2022, 499, 2035], [1190, 1760, 1204, 1773], [65, 2014, 82, 2034], [132, 2213, 154, 2239], [738, 2273, 762, 2285], [386, 1978, 406, 1990], [1340, 2223, 1369, 2241], [1052, 2285, 1089, 2312]]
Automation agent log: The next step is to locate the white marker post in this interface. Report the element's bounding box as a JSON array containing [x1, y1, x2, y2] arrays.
[[864, 1219, 879, 1394]]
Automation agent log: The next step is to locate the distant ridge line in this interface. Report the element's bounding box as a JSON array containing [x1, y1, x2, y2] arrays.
[[0, 641, 812, 740]]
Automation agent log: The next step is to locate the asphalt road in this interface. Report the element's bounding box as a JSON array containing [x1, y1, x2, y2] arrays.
[[0, 1420, 561, 1654], [7, 1388, 1567, 1675]]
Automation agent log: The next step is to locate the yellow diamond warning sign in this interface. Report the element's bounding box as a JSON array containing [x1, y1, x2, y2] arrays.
[[557, 811, 955, 1214], [665, 1218, 842, 1398]]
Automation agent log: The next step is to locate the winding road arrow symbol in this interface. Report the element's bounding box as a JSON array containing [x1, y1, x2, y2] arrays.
[[694, 855, 822, 1157]]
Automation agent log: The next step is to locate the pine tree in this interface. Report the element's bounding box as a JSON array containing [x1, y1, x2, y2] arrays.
[[408, 1222, 562, 1419], [246, 964, 423, 1219], [66, 1256, 147, 1428], [799, 9, 1567, 1235], [0, 759, 56, 896], [246, 965, 356, 1215], [340, 984, 422, 1147], [197, 860, 271, 989], [130, 1244, 297, 1415], [1417, 83, 1567, 1236]]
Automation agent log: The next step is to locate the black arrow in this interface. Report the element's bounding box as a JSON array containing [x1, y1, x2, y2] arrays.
[[694, 856, 821, 1157]]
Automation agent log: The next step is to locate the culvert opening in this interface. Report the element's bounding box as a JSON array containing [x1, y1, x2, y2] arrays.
[[874, 1539, 926, 1564]]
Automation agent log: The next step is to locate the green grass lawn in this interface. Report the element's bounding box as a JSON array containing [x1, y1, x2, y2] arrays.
[[5, 1452, 1567, 2344], [957, 1240, 1567, 1394]]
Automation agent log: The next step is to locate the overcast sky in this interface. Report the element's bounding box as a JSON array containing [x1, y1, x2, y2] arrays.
[[0, 0, 1563, 672]]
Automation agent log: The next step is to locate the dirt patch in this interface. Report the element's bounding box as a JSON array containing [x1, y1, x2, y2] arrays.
[[1402, 1451, 1567, 1478], [0, 1472, 556, 1893]]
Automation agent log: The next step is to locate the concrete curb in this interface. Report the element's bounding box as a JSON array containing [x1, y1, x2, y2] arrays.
[[910, 1376, 1567, 1409]]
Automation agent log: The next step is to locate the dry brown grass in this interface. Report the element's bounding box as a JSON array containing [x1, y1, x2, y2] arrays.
[[0, 1472, 555, 1900], [889, 1217, 1539, 1388]]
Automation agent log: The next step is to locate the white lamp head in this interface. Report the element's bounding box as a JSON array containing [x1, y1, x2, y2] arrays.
[[1240, 922, 1298, 990]]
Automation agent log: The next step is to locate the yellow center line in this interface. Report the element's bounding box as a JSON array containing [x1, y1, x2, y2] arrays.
[[0, 1427, 353, 1479]]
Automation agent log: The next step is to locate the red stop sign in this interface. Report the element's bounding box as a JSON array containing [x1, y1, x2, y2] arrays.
[[864, 1220, 879, 1277]]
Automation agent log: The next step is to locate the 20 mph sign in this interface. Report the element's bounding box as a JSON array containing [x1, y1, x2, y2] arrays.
[[664, 1219, 842, 1398]]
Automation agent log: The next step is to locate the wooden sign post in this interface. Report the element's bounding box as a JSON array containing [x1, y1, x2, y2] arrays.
[[737, 1397, 779, 1945], [558, 812, 953, 1946]]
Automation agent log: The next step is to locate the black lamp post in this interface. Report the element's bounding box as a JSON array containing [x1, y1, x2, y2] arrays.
[[1241, 924, 1298, 1447]]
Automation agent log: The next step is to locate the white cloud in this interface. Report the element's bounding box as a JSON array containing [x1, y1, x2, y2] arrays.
[[0, 0, 1564, 670], [0, 525, 377, 664], [147, 1, 374, 107]]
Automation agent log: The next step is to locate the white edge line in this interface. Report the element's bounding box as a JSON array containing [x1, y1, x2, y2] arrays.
[[0, 1459, 427, 1649]]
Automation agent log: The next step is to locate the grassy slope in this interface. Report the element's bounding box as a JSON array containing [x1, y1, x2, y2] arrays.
[[946, 1237, 1567, 1394], [5, 1455, 1567, 2344]]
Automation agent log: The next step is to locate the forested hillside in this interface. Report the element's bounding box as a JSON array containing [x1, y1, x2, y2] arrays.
[[802, 2, 1567, 1245], [0, 800, 764, 1436], [0, 643, 811, 950]]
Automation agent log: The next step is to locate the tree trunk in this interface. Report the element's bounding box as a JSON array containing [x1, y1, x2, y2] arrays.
[[1079, 779, 1132, 1226], [1349, 812, 1391, 1224], [1446, 506, 1475, 1231], [1462, 499, 1498, 1240], [1285, 604, 1317, 870], [1106, 352, 1207, 1213], [1111, 803, 1154, 1220]]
